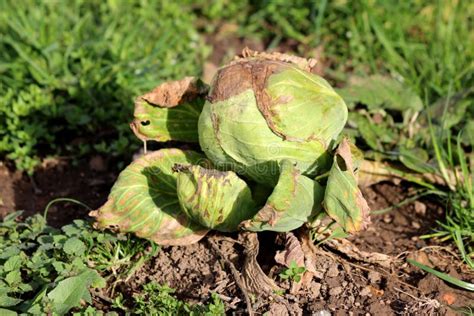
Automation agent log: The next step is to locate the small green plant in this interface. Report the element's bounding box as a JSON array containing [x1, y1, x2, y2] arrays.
[[113, 282, 225, 315], [0, 210, 157, 314], [278, 261, 307, 283]]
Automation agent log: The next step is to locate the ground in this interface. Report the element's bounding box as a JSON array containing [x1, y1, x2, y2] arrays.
[[1, 158, 472, 315]]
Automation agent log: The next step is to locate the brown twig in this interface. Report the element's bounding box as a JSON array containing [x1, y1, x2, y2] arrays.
[[208, 237, 254, 316], [325, 238, 396, 269]]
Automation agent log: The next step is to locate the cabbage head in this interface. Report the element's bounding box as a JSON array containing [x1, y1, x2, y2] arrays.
[[198, 54, 348, 184]]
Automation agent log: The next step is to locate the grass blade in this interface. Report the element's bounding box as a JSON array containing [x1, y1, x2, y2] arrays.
[[407, 259, 474, 291]]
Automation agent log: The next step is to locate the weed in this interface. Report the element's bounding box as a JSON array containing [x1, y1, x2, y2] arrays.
[[113, 282, 225, 315], [0, 211, 156, 314], [279, 260, 306, 283]]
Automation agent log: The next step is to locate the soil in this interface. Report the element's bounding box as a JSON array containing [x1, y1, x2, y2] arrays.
[[0, 157, 115, 226], [1, 158, 473, 315]]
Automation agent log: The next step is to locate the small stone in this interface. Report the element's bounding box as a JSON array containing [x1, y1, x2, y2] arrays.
[[383, 214, 392, 223], [360, 286, 372, 297], [415, 239, 426, 249], [368, 271, 381, 284], [313, 270, 324, 279], [414, 201, 426, 215], [355, 302, 361, 307], [309, 282, 322, 298], [313, 310, 331, 316], [268, 302, 289, 316], [329, 286, 343, 296], [412, 221, 421, 229], [441, 292, 457, 305], [326, 264, 339, 278]]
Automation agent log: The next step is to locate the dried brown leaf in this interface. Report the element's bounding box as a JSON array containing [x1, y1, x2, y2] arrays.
[[140, 77, 208, 108], [275, 232, 305, 268]]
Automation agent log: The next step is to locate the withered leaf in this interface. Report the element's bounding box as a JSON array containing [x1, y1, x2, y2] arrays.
[[275, 232, 305, 268], [90, 149, 209, 245], [323, 138, 371, 233]]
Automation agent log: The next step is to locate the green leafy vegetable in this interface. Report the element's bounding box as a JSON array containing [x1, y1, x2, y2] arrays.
[[94, 51, 370, 245], [199, 51, 347, 184]]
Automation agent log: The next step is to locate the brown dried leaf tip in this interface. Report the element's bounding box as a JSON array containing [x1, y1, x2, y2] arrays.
[[139, 76, 208, 108], [275, 232, 305, 268]]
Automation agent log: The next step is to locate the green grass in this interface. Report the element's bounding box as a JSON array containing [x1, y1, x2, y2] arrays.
[[420, 131, 474, 268], [342, 1, 473, 100], [0, 0, 207, 172]]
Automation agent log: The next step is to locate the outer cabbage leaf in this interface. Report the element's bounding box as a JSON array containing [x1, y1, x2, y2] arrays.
[[242, 160, 324, 232], [130, 77, 207, 142], [264, 65, 348, 144], [324, 139, 370, 233], [176, 165, 257, 232], [90, 148, 209, 245]]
